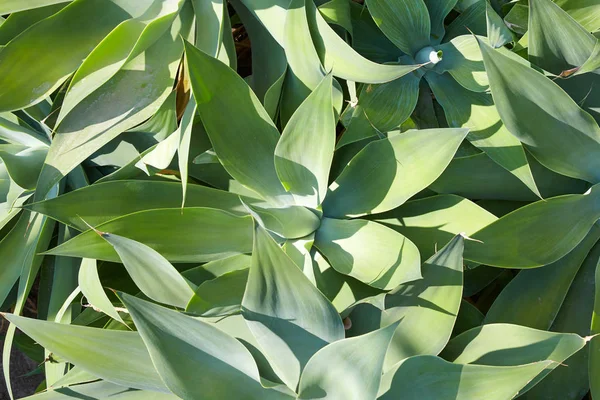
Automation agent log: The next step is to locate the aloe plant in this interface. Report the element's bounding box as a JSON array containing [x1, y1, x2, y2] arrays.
[[0, 0, 599, 399]]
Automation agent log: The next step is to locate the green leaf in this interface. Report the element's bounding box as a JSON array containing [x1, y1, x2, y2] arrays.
[[529, 0, 597, 75], [314, 218, 421, 290], [35, 8, 191, 199], [0, 144, 47, 190], [297, 322, 400, 400], [45, 208, 253, 263], [424, 0, 458, 43], [97, 233, 195, 308], [242, 224, 344, 390], [435, 35, 488, 92], [443, 0, 487, 41], [319, 0, 353, 35], [373, 194, 497, 261], [465, 185, 600, 268], [243, 203, 321, 239], [186, 269, 248, 316], [120, 293, 290, 399], [349, 235, 464, 368], [430, 152, 589, 201], [182, 254, 251, 286], [591, 251, 600, 399], [478, 36, 600, 184], [191, 0, 225, 57], [486, 1, 513, 48], [323, 128, 469, 218], [0, 0, 153, 111], [184, 41, 292, 206], [452, 300, 484, 337], [425, 71, 540, 197], [442, 323, 587, 394], [22, 381, 178, 400], [555, 0, 600, 32], [0, 0, 71, 14], [348, 1, 400, 63], [484, 225, 600, 329], [78, 258, 125, 324], [351, 73, 422, 133], [365, 0, 431, 56], [573, 40, 600, 76], [378, 355, 553, 400], [0, 314, 168, 393], [26, 180, 254, 230], [275, 74, 335, 208], [520, 240, 600, 399], [306, 0, 422, 83]]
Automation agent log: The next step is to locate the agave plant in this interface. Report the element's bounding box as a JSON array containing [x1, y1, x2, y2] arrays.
[[1, 0, 600, 399]]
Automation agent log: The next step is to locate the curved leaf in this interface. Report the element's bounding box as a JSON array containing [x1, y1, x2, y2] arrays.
[[78, 258, 125, 324], [484, 225, 600, 329], [297, 322, 399, 400], [424, 0, 458, 43], [435, 35, 488, 92], [120, 293, 290, 399], [314, 218, 421, 290], [323, 128, 469, 218], [378, 355, 552, 400], [465, 185, 600, 268], [442, 323, 587, 394], [275, 74, 335, 207], [365, 0, 431, 56], [243, 202, 321, 239], [45, 208, 253, 263], [184, 41, 292, 205], [242, 224, 344, 390], [186, 269, 248, 316], [26, 180, 254, 230], [0, 314, 167, 393], [478, 36, 600, 184]]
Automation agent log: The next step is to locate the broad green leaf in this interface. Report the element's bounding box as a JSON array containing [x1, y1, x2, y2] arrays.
[[435, 35, 488, 92], [443, 0, 487, 41], [0, 115, 50, 147], [191, 0, 224, 57], [0, 0, 71, 14], [243, 203, 321, 239], [348, 1, 400, 63], [465, 185, 600, 268], [323, 128, 469, 217], [120, 293, 290, 399], [442, 324, 587, 394], [186, 269, 248, 316], [349, 235, 464, 369], [306, 0, 422, 83], [280, 0, 337, 124], [426, 71, 540, 197], [529, 0, 597, 75], [373, 194, 497, 261], [365, 0, 431, 56], [309, 250, 385, 314], [22, 381, 178, 400], [242, 224, 344, 390], [182, 254, 251, 286], [486, 1, 513, 48], [184, 41, 292, 206], [78, 258, 125, 324], [350, 73, 422, 133], [484, 225, 600, 329], [424, 0, 458, 43], [314, 218, 421, 290], [478, 37, 600, 184], [35, 9, 191, 199], [275, 74, 335, 208], [319, 0, 353, 34], [591, 251, 600, 399], [56, 0, 185, 125], [45, 208, 253, 263], [97, 233, 195, 308], [430, 152, 589, 201], [0, 314, 168, 393], [26, 180, 254, 230], [0, 0, 154, 111], [573, 40, 600, 76], [555, 0, 600, 32], [520, 240, 600, 399], [297, 322, 399, 400], [378, 355, 552, 400], [0, 145, 47, 190]]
